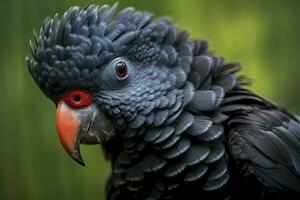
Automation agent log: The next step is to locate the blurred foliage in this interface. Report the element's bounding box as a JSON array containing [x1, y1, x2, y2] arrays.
[[0, 0, 300, 199]]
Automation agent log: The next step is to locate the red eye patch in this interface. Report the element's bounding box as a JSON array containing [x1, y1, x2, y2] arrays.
[[60, 90, 93, 109]]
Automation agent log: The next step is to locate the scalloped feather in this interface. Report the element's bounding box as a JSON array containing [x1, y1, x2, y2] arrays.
[[183, 144, 210, 166], [197, 124, 224, 142], [187, 115, 213, 136], [183, 164, 208, 182], [174, 111, 194, 136], [162, 138, 191, 159]]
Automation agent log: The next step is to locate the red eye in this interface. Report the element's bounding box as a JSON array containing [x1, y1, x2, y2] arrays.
[[115, 61, 128, 79], [61, 90, 93, 108]]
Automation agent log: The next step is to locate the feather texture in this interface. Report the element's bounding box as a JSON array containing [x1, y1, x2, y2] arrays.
[[27, 4, 300, 200]]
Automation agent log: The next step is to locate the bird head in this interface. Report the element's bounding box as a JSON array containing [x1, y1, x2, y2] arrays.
[[26, 3, 193, 166]]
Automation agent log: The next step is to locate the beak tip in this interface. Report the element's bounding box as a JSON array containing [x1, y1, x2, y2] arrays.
[[69, 151, 85, 167], [76, 160, 86, 167], [74, 158, 85, 167]]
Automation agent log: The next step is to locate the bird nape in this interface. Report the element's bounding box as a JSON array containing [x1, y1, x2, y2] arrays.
[[26, 3, 300, 200]]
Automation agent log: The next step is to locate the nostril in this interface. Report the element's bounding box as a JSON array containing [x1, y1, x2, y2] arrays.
[[74, 95, 81, 102], [61, 90, 92, 108]]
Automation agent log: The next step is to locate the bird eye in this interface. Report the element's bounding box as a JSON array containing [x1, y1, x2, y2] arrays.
[[115, 61, 128, 79], [62, 90, 93, 108]]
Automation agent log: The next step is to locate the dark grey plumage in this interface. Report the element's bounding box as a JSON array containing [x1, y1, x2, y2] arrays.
[[27, 3, 300, 200]]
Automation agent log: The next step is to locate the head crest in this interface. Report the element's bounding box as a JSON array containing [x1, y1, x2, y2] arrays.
[[27, 4, 191, 99]]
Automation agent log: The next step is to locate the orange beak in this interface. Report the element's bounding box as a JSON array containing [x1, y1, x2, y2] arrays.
[[56, 102, 85, 166], [55, 100, 115, 166]]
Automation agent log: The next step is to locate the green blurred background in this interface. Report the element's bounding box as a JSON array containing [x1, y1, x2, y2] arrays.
[[1, 0, 300, 199]]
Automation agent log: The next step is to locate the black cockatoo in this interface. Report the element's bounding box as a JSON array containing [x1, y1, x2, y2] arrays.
[[26, 3, 300, 200]]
